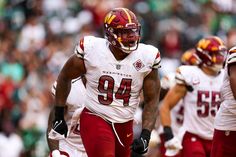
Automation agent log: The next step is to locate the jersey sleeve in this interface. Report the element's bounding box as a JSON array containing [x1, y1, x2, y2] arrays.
[[74, 36, 95, 59], [152, 49, 161, 69], [227, 46, 236, 65], [175, 65, 191, 86], [145, 45, 161, 69], [74, 37, 85, 59]]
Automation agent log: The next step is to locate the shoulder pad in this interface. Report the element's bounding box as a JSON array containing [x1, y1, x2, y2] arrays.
[[227, 47, 236, 65], [142, 44, 161, 69], [74, 36, 96, 58], [175, 65, 192, 86]]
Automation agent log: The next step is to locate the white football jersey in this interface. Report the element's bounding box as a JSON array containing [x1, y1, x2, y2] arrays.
[[51, 78, 86, 152], [158, 73, 184, 136], [214, 50, 236, 131], [175, 65, 224, 140], [74, 36, 161, 123]]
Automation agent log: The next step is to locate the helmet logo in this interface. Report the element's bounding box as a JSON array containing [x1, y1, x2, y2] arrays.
[[198, 39, 211, 49], [104, 13, 116, 24]]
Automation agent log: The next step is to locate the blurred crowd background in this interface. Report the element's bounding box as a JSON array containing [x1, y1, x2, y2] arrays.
[[0, 0, 236, 157]]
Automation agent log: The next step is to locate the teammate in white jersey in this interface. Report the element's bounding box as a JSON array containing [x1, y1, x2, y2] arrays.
[[160, 36, 227, 157], [159, 72, 184, 157], [211, 46, 236, 157], [47, 77, 87, 157], [51, 8, 161, 157], [159, 48, 199, 157]]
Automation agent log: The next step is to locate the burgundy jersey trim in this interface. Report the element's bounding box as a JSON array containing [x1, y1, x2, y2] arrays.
[[80, 38, 84, 51]]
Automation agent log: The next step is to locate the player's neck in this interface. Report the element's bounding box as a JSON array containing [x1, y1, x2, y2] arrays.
[[201, 65, 219, 76], [109, 45, 129, 61]]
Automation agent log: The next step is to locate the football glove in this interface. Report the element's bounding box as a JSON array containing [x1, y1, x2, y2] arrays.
[[132, 129, 151, 154], [52, 106, 68, 138]]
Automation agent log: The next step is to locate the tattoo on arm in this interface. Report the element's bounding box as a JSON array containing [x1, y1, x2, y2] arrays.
[[142, 69, 161, 131]]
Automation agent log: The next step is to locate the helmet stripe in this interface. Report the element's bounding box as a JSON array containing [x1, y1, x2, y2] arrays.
[[122, 8, 131, 23], [213, 36, 224, 46], [107, 15, 116, 24]]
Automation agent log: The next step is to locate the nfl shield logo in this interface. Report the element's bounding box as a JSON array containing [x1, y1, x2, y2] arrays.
[[133, 59, 144, 71], [116, 64, 121, 70]]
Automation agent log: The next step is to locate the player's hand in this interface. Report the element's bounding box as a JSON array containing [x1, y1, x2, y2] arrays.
[[164, 136, 182, 156], [165, 148, 181, 156], [51, 150, 61, 157], [132, 129, 151, 154], [52, 119, 68, 138], [52, 107, 68, 138], [163, 126, 182, 156], [51, 150, 68, 157], [164, 136, 182, 150]]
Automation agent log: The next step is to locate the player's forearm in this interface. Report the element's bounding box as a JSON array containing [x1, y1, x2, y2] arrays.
[[160, 84, 186, 127], [142, 69, 160, 131], [142, 72, 161, 131], [142, 100, 158, 131], [160, 102, 175, 141], [55, 76, 72, 107], [160, 103, 171, 127]]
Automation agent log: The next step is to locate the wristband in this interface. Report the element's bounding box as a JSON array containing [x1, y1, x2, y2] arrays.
[[163, 126, 174, 141], [55, 106, 65, 119], [141, 129, 151, 142]]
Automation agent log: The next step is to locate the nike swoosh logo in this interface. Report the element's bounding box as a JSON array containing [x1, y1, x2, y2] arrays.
[[141, 137, 148, 151], [53, 120, 62, 130], [127, 133, 132, 137]]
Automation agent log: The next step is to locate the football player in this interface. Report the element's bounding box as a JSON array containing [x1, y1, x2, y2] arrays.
[[158, 48, 199, 157], [51, 7, 161, 157], [47, 77, 87, 157], [211, 46, 236, 157], [160, 36, 227, 157]]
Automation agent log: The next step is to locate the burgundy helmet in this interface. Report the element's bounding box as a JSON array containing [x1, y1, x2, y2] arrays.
[[104, 8, 141, 53], [196, 36, 227, 68], [181, 48, 200, 65]]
